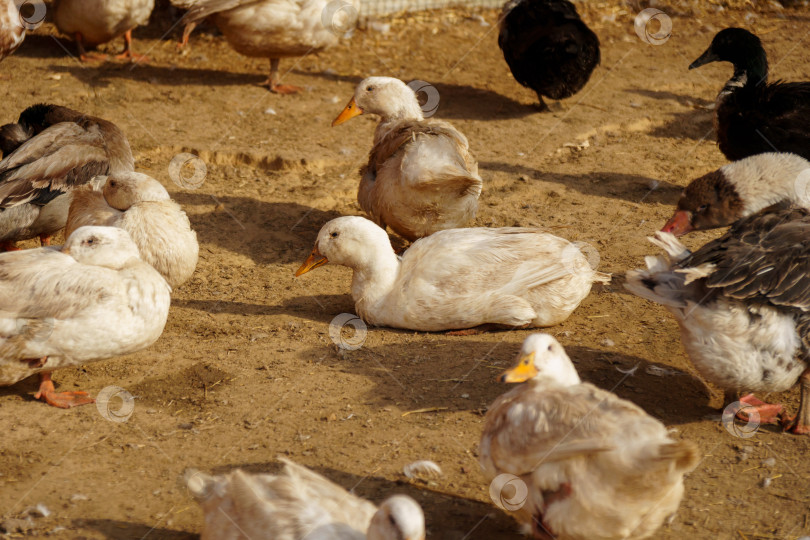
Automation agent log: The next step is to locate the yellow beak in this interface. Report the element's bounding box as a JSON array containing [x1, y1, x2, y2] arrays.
[[499, 352, 538, 383], [295, 245, 328, 277], [332, 97, 364, 126]]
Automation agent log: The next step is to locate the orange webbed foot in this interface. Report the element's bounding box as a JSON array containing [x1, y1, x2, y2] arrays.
[[35, 372, 95, 409], [737, 394, 783, 425]]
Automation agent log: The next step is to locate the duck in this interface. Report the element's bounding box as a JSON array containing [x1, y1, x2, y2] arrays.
[[186, 458, 425, 540], [0, 0, 25, 63], [295, 216, 609, 332], [0, 104, 135, 251], [53, 0, 155, 62], [479, 333, 699, 540], [626, 207, 810, 434], [661, 152, 810, 236], [0, 225, 171, 408], [498, 0, 600, 109], [690, 27, 810, 162], [65, 172, 199, 288], [332, 77, 483, 241], [182, 0, 358, 93]]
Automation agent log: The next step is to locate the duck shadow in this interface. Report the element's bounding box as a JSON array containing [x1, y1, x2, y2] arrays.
[[626, 89, 716, 141], [186, 462, 515, 539], [73, 519, 194, 540], [171, 192, 343, 264], [479, 163, 683, 204], [48, 62, 267, 88]]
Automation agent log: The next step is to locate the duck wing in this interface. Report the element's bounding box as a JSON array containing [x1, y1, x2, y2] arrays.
[[184, 0, 258, 22], [0, 121, 109, 209]]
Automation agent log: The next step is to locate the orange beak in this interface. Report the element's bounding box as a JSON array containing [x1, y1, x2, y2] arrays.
[[661, 210, 693, 237], [332, 97, 364, 126], [295, 244, 328, 277], [499, 352, 538, 383]]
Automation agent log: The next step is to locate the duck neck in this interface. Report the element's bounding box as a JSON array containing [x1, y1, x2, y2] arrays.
[[374, 105, 424, 143], [727, 50, 768, 92], [350, 246, 400, 308]]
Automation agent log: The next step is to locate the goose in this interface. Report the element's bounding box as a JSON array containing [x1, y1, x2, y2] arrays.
[[661, 152, 810, 236], [65, 172, 199, 288], [627, 207, 810, 434], [480, 333, 699, 540], [0, 104, 134, 251], [295, 216, 609, 332], [498, 0, 600, 109], [186, 458, 425, 540], [181, 0, 358, 93], [332, 77, 482, 241], [53, 0, 155, 62], [0, 226, 171, 408], [0, 0, 25, 62], [690, 27, 810, 161]]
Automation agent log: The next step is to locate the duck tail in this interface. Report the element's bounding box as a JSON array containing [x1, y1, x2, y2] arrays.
[[656, 440, 700, 473]]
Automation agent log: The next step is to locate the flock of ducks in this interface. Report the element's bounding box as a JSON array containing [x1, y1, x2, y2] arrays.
[[1, 0, 810, 538]]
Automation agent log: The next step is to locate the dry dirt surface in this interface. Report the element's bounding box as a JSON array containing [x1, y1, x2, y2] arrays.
[[2, 1, 810, 539]]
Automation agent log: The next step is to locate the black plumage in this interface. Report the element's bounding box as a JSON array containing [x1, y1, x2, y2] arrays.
[[498, 0, 600, 108], [690, 28, 810, 161]]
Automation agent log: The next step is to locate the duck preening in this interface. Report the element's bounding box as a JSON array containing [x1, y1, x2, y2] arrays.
[[186, 459, 425, 540], [0, 104, 135, 251], [480, 333, 699, 540], [661, 152, 810, 236], [333, 77, 482, 241], [295, 216, 609, 332], [690, 27, 810, 161], [0, 226, 171, 408], [498, 0, 600, 109], [627, 207, 810, 434], [53, 0, 155, 62]]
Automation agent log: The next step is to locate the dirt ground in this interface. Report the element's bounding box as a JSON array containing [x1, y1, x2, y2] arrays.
[[2, 1, 810, 539]]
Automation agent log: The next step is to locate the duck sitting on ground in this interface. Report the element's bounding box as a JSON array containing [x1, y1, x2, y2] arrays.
[[66, 172, 199, 288], [498, 0, 600, 109], [186, 458, 425, 540], [480, 333, 699, 540], [0, 0, 26, 63], [0, 226, 171, 408], [689, 28, 810, 161], [0, 104, 135, 251], [181, 0, 358, 93], [53, 0, 155, 62], [332, 77, 483, 241], [661, 152, 810, 236], [295, 216, 609, 332], [627, 207, 810, 434]]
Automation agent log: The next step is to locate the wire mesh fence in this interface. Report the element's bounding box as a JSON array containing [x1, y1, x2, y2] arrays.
[[358, 0, 504, 17]]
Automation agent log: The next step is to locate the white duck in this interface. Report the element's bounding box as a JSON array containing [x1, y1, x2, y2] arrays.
[[186, 458, 425, 540], [333, 77, 483, 241], [662, 152, 810, 236], [182, 0, 358, 93], [626, 207, 810, 434], [480, 334, 700, 540], [65, 172, 199, 288], [53, 0, 155, 62], [0, 226, 171, 408], [295, 216, 609, 331], [0, 0, 25, 62]]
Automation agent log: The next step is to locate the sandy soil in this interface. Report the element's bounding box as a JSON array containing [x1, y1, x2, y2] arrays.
[[1, 1, 810, 539]]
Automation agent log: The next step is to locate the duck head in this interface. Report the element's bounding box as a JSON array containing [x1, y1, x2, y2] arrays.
[[332, 77, 424, 126], [500, 333, 581, 387], [103, 172, 170, 210], [690, 28, 768, 82], [62, 226, 140, 269], [662, 169, 744, 236], [295, 216, 392, 276], [367, 495, 425, 540]]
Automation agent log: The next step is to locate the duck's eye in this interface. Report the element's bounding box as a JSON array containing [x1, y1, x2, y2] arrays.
[[547, 345, 553, 351], [697, 204, 708, 212], [366, 85, 373, 92], [330, 232, 339, 238], [109, 181, 117, 188], [83, 237, 97, 246]]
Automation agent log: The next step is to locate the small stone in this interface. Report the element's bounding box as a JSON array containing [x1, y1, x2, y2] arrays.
[[70, 494, 88, 503], [264, 108, 277, 115], [761, 457, 776, 467], [601, 338, 615, 347], [460, 393, 470, 399], [760, 477, 772, 488]]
